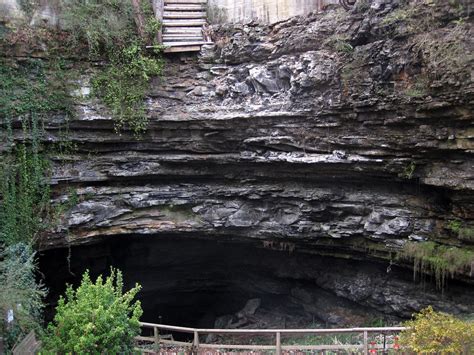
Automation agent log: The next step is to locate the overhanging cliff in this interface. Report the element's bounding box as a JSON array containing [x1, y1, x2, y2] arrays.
[[1, 0, 473, 323]]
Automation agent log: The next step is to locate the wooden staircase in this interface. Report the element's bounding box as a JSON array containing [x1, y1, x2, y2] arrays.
[[158, 0, 211, 53]]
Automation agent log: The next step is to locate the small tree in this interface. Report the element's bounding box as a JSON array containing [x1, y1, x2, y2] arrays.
[[400, 306, 474, 353], [42, 268, 142, 353], [0, 243, 46, 350]]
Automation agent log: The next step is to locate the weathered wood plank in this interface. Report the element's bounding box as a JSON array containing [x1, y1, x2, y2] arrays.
[[163, 36, 205, 42], [162, 20, 206, 26], [165, 0, 207, 3], [164, 5, 206, 11], [282, 344, 365, 350], [200, 344, 276, 350], [163, 41, 209, 46], [163, 12, 206, 19], [139, 322, 406, 334], [152, 0, 164, 43], [12, 331, 41, 355], [163, 45, 202, 53], [163, 27, 203, 34]]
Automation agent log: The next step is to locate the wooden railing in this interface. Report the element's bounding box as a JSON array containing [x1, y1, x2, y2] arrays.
[[135, 322, 406, 354]]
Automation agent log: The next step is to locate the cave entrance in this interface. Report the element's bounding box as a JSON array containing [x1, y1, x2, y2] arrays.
[[38, 235, 392, 335]]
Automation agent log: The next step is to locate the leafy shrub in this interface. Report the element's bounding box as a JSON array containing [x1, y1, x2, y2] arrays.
[[91, 42, 163, 134], [61, 0, 136, 57], [400, 306, 474, 353], [61, 0, 163, 135], [0, 243, 46, 350], [42, 268, 143, 353]]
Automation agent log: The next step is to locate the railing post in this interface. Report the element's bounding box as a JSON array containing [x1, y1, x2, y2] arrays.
[[193, 330, 200, 353], [275, 331, 281, 355], [363, 330, 368, 355], [152, 0, 164, 44], [153, 326, 159, 353]]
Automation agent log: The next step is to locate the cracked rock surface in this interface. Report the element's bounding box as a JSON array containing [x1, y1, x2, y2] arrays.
[[3, 1, 473, 318]]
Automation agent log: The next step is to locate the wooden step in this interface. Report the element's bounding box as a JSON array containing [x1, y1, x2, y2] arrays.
[[164, 45, 202, 53], [165, 0, 207, 4], [163, 38, 205, 42], [163, 35, 204, 41], [163, 12, 206, 19], [164, 5, 206, 11], [163, 27, 203, 34], [162, 19, 206, 26], [163, 41, 209, 46]]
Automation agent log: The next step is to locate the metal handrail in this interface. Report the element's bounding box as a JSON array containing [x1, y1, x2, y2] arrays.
[[135, 322, 406, 354]]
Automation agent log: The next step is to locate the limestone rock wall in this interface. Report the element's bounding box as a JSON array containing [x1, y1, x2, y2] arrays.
[[31, 2, 473, 262], [1, 0, 474, 316]]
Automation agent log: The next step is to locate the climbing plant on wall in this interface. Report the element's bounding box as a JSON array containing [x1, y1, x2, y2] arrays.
[[0, 59, 74, 245], [61, 0, 163, 135], [0, 58, 75, 349]]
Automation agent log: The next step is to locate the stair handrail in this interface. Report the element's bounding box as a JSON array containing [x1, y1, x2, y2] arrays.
[[135, 322, 406, 354]]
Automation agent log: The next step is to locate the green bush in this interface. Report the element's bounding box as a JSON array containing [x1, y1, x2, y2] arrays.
[[400, 306, 474, 353], [0, 243, 46, 350], [91, 42, 163, 134], [42, 268, 143, 353]]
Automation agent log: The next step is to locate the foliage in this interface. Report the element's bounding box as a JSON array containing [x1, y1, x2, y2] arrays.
[[0, 57, 76, 349], [446, 219, 462, 234], [400, 306, 474, 353], [446, 220, 474, 242], [0, 116, 51, 245], [91, 43, 163, 134], [42, 268, 143, 354], [0, 58, 73, 123], [398, 241, 474, 290], [61, 0, 136, 57], [326, 35, 353, 54], [381, 7, 416, 27], [459, 228, 474, 242], [61, 0, 163, 135], [398, 161, 416, 179], [0, 243, 46, 350], [412, 23, 470, 80]]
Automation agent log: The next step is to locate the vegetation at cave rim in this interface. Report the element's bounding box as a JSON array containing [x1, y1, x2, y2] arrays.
[[0, 58, 73, 349], [61, 0, 164, 135], [42, 268, 142, 353], [398, 241, 474, 290], [0, 1, 161, 348]]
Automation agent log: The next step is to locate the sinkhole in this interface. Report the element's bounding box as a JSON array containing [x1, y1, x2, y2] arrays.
[[38, 235, 473, 336]]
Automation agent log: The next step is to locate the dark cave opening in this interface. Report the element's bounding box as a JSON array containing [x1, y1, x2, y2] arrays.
[[37, 235, 473, 338]]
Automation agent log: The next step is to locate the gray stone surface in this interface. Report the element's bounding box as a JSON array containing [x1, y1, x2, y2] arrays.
[[2, 1, 473, 318]]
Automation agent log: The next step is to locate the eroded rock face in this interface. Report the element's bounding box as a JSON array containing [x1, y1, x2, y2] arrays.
[[2, 1, 474, 318]]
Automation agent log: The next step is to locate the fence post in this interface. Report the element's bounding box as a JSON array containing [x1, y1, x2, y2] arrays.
[[193, 330, 200, 353], [152, 0, 164, 44], [275, 331, 281, 355], [154, 326, 160, 353], [363, 330, 368, 355]]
